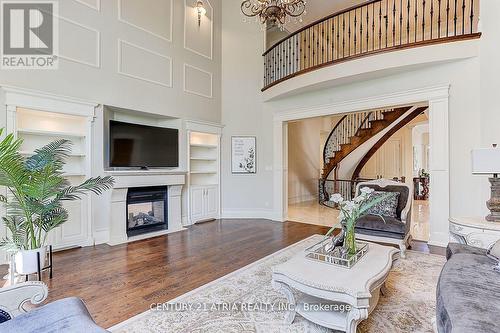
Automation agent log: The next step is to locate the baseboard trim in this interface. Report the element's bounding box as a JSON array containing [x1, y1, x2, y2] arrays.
[[220, 209, 280, 221], [427, 240, 449, 248], [93, 229, 110, 245]]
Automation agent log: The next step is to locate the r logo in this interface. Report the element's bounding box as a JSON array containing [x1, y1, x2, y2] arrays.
[[2, 2, 53, 55], [1, 1, 57, 69]]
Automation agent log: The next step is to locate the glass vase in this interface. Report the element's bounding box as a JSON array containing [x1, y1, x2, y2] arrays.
[[343, 225, 357, 256]]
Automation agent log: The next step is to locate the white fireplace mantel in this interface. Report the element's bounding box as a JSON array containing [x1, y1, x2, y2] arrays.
[[107, 172, 186, 246]]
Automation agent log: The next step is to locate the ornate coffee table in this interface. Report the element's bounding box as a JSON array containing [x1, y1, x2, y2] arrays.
[[272, 236, 398, 332]]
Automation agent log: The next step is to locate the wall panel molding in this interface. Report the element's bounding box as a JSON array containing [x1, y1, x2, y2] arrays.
[[184, 0, 213, 59], [58, 16, 101, 68], [118, 0, 173, 42], [183, 63, 213, 98], [74, 0, 100, 11], [118, 40, 173, 88]]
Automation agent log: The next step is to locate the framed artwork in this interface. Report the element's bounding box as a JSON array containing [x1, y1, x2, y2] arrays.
[[231, 136, 256, 174]]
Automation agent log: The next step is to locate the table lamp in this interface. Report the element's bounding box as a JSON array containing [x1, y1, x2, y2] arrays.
[[472, 144, 500, 222]]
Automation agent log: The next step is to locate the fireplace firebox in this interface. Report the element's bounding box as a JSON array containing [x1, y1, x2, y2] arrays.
[[126, 186, 168, 237]]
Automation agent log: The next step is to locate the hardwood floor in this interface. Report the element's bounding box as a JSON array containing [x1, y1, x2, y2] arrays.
[[0, 219, 443, 328]]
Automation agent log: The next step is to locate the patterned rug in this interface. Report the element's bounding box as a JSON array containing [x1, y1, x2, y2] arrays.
[[111, 235, 445, 333]]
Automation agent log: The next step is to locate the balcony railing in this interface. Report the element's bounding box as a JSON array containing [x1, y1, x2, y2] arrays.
[[262, 0, 480, 91]]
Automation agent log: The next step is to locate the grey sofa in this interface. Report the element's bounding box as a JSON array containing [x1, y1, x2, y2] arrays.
[[436, 243, 500, 333], [354, 179, 412, 258], [0, 281, 107, 333]]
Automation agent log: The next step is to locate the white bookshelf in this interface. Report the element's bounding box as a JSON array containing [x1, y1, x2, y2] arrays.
[[16, 108, 89, 181], [187, 129, 221, 224], [0, 87, 98, 263]]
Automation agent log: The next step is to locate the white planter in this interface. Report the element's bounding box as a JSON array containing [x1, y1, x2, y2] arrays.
[[14, 246, 47, 275]]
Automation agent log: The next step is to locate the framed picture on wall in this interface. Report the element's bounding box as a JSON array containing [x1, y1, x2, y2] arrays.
[[231, 136, 256, 174]]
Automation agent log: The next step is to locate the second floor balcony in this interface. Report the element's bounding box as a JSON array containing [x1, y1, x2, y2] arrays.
[[262, 0, 481, 93]]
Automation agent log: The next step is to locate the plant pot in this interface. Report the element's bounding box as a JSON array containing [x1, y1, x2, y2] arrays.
[[14, 246, 47, 275]]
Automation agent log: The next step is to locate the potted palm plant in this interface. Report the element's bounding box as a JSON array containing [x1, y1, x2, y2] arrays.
[[0, 129, 114, 275]]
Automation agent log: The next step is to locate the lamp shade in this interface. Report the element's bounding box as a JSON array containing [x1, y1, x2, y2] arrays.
[[471, 148, 500, 174]]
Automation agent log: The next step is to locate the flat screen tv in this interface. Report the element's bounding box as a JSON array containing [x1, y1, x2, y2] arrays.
[[109, 120, 179, 168]]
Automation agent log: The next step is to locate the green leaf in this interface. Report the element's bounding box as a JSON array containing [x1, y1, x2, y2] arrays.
[[25, 139, 72, 171], [0, 128, 114, 250]]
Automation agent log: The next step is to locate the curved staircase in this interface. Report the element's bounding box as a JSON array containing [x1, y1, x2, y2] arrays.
[[319, 106, 413, 203]]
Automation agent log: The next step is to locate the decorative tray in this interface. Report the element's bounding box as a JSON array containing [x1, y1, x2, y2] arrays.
[[305, 238, 369, 268]]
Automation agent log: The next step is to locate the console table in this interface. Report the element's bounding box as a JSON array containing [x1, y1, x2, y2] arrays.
[[449, 217, 500, 249]]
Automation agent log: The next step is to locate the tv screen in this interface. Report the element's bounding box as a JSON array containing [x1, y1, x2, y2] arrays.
[[109, 120, 179, 168]]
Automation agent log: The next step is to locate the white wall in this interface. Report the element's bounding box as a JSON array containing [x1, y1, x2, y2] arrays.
[[221, 0, 492, 230], [479, 0, 500, 212], [0, 0, 222, 122], [287, 118, 323, 204], [0, 0, 223, 248], [220, 0, 276, 218]]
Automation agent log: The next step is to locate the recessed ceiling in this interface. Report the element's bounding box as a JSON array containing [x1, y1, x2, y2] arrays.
[[285, 0, 368, 33]]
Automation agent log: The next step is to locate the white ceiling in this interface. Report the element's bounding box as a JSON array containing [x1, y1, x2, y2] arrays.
[[285, 0, 368, 33]]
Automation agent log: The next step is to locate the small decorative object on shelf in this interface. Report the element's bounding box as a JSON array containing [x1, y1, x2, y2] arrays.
[[472, 144, 500, 222], [325, 187, 392, 257], [305, 237, 369, 269]]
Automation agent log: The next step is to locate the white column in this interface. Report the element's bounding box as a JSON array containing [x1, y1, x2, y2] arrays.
[[273, 119, 287, 222], [428, 96, 451, 247]]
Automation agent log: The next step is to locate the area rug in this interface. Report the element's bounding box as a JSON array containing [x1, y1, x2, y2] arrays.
[[111, 235, 445, 333]]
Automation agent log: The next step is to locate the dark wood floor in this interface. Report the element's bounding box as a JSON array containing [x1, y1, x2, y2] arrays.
[[0, 219, 443, 328]]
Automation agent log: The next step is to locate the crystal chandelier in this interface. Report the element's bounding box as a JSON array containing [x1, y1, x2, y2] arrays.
[[240, 0, 307, 28]]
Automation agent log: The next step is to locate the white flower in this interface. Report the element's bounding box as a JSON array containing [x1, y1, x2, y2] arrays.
[[330, 193, 344, 203], [360, 187, 374, 195], [343, 201, 355, 212], [353, 195, 365, 203]]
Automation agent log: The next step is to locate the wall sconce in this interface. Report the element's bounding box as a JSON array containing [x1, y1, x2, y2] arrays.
[[196, 0, 206, 27]]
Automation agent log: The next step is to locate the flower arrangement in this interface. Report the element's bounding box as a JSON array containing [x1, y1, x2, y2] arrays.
[[326, 187, 391, 255]]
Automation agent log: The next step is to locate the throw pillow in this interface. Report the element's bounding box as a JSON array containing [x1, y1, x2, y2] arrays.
[[364, 191, 400, 218]]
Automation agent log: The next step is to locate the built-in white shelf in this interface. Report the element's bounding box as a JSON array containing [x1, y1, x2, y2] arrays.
[[190, 157, 217, 161], [19, 150, 86, 157], [17, 128, 86, 139], [2, 89, 97, 264], [190, 143, 217, 148], [188, 129, 221, 225]]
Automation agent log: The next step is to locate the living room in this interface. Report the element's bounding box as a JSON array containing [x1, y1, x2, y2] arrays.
[[1, 0, 499, 332]]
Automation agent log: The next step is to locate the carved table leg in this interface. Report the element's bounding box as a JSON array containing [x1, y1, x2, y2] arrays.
[[380, 282, 388, 297], [272, 280, 296, 325], [346, 308, 369, 333]]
